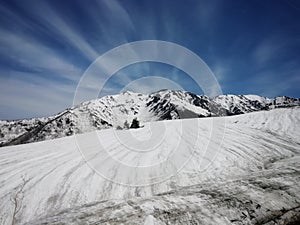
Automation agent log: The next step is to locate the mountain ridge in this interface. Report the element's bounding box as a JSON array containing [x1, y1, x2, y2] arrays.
[[1, 90, 299, 146]]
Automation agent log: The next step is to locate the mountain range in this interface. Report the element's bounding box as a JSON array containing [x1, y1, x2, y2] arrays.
[[1, 90, 299, 146]]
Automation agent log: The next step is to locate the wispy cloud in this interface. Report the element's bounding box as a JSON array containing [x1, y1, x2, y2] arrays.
[[29, 1, 99, 62], [0, 29, 82, 81], [252, 36, 297, 66], [0, 72, 76, 119], [101, 0, 135, 32], [249, 58, 300, 97], [253, 39, 280, 65]]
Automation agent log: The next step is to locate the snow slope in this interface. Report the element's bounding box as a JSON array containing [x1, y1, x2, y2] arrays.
[[0, 107, 299, 224], [1, 90, 299, 147]]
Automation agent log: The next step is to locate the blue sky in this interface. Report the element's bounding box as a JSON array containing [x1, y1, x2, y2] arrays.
[[0, 0, 299, 119]]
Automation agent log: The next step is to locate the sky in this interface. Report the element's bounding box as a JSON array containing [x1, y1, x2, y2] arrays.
[[0, 0, 300, 120]]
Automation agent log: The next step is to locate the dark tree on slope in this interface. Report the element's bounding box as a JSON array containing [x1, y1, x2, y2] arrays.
[[130, 118, 140, 129]]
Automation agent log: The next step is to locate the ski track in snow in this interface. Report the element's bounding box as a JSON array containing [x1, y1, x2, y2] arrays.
[[0, 107, 299, 224]]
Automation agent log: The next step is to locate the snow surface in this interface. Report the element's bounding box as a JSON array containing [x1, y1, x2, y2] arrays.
[[0, 107, 299, 224]]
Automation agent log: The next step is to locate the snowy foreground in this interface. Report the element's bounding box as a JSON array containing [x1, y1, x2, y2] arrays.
[[0, 107, 300, 224]]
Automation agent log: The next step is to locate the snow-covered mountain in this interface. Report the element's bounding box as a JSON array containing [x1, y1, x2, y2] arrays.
[[0, 107, 299, 224], [1, 90, 299, 146]]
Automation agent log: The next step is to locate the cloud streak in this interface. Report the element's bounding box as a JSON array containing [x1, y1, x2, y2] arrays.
[[0, 72, 76, 119]]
